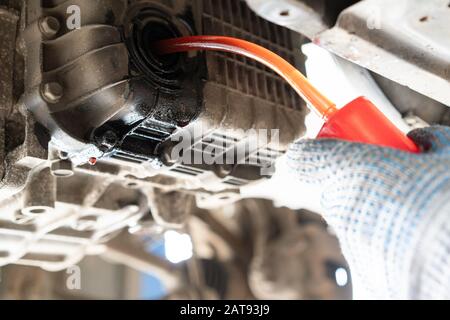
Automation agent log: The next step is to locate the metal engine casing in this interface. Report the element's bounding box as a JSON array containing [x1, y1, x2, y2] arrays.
[[0, 0, 308, 271], [23, 0, 307, 190]]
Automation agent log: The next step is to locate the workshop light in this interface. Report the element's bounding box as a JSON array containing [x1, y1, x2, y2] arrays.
[[335, 267, 349, 287], [164, 230, 193, 264]]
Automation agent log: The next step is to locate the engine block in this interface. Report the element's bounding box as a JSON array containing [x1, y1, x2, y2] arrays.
[[0, 0, 307, 271]]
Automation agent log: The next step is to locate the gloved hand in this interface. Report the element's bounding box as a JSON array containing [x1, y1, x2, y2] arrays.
[[286, 126, 450, 299]]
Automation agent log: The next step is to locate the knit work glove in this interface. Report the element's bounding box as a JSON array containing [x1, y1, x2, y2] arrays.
[[286, 126, 450, 299]]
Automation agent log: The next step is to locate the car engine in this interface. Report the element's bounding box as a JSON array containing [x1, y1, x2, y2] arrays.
[[1, 0, 448, 300]]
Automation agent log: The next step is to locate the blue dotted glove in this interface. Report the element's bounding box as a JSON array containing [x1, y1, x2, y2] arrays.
[[286, 126, 450, 299]]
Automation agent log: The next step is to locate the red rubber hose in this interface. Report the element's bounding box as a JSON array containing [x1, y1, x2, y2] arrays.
[[152, 36, 338, 120]]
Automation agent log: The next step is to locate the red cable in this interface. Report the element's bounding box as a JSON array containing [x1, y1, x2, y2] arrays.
[[152, 36, 338, 120]]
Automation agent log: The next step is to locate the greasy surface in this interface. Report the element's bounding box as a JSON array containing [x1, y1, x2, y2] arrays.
[[0, 8, 18, 179], [154, 36, 337, 118], [202, 0, 306, 111]]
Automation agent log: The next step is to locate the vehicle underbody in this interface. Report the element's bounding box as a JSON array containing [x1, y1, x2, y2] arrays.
[[0, 0, 448, 299]]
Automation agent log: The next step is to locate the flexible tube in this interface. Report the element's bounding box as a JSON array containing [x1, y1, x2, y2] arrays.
[[152, 36, 338, 120]]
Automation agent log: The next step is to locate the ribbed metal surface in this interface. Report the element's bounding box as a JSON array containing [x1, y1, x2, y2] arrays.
[[202, 0, 303, 110]]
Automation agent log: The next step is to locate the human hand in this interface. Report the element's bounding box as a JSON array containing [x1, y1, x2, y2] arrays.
[[286, 126, 450, 299]]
